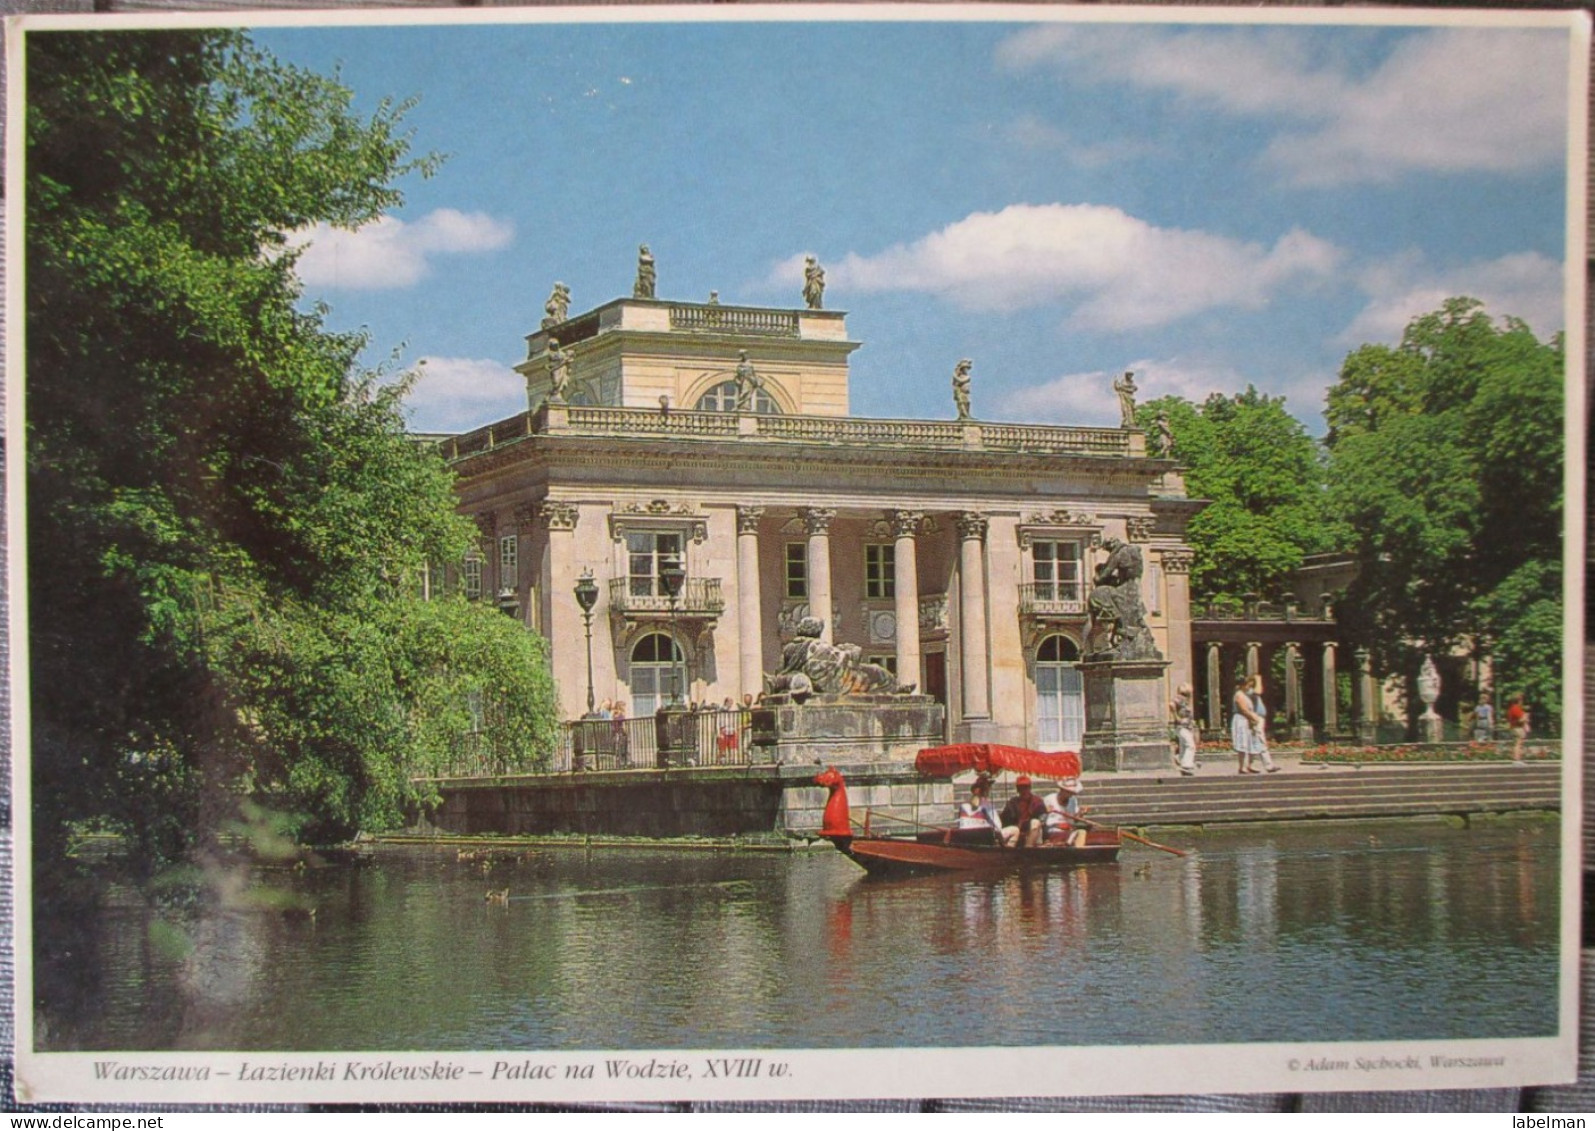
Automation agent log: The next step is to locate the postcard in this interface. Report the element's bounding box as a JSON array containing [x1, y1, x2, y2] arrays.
[[7, 3, 1586, 1106]]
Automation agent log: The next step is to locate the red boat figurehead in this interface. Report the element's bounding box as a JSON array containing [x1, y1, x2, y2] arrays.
[[815, 766, 853, 846]]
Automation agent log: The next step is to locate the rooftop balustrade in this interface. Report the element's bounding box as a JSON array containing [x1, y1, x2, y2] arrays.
[[442, 404, 1135, 462]]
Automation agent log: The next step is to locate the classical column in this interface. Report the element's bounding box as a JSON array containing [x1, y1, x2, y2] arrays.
[[540, 501, 581, 720], [1160, 549, 1196, 706], [736, 504, 765, 699], [800, 507, 836, 642], [1205, 642, 1224, 732], [889, 510, 923, 694], [1283, 642, 1300, 720], [1245, 641, 1262, 679], [1321, 642, 1339, 735], [1354, 647, 1377, 743], [956, 512, 991, 719]]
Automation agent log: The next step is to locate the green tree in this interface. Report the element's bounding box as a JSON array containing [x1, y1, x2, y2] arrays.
[[27, 29, 558, 872], [1325, 298, 1563, 729], [1139, 388, 1339, 604]]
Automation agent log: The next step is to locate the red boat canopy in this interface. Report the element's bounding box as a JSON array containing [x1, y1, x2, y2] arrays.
[[914, 743, 1082, 780]]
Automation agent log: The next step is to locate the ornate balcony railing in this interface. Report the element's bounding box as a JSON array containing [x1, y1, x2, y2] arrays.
[[668, 305, 800, 337], [567, 406, 739, 437], [444, 406, 1137, 463], [1196, 596, 1333, 623], [981, 423, 1128, 455], [607, 576, 726, 617], [1018, 583, 1087, 617], [758, 415, 966, 446]]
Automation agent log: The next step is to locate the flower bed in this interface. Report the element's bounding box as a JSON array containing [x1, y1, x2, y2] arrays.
[[1300, 741, 1558, 765]]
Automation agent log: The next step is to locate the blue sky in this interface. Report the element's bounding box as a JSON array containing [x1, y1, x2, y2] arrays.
[[256, 15, 1575, 434]]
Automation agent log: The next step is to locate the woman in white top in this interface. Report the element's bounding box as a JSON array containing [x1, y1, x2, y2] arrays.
[[1231, 675, 1265, 774], [956, 775, 1003, 841]]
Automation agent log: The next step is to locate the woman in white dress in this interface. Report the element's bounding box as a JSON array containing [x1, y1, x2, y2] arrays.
[[1231, 675, 1265, 774]]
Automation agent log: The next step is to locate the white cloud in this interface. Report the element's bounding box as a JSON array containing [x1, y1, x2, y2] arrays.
[[1341, 250, 1565, 344], [1001, 115, 1156, 168], [399, 356, 525, 433], [998, 358, 1249, 427], [998, 357, 1334, 429], [998, 26, 1568, 185], [819, 203, 1340, 331], [1266, 32, 1569, 186], [291, 209, 514, 290]]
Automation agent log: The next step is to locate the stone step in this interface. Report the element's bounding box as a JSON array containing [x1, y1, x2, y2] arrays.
[[1092, 777, 1560, 803], [1074, 763, 1561, 826]]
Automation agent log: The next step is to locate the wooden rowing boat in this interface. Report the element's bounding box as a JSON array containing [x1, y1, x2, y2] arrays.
[[815, 744, 1123, 878], [825, 827, 1122, 878]]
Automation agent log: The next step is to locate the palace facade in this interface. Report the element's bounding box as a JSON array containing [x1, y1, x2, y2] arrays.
[[439, 286, 1221, 753]]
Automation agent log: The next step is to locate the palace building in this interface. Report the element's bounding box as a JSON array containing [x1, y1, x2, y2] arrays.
[[437, 277, 1231, 755]]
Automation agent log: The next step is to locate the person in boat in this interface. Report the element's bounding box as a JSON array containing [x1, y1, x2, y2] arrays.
[[1044, 777, 1086, 846], [1000, 775, 1049, 848], [954, 773, 1003, 844]]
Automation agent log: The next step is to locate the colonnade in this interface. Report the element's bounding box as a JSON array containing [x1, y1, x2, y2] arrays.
[[731, 504, 992, 722], [1199, 638, 1376, 741]]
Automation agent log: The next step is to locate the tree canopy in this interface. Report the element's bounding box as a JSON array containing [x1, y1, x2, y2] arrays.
[[1138, 388, 1340, 605], [27, 29, 558, 871], [1325, 297, 1564, 727]]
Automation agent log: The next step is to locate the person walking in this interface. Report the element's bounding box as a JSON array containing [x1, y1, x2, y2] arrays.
[[1507, 693, 1531, 764], [1172, 683, 1198, 776], [1472, 692, 1494, 743], [1231, 675, 1264, 774]]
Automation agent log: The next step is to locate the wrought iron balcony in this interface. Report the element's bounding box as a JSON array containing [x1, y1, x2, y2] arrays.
[[1018, 583, 1086, 618], [607, 576, 726, 619]]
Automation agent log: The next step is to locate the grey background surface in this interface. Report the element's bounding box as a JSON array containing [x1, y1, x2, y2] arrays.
[[0, 0, 1587, 1112]]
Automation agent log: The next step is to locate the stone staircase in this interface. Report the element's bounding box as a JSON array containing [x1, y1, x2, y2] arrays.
[[1081, 762, 1562, 828]]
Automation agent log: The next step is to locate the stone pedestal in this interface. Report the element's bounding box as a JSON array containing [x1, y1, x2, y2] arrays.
[[758, 694, 945, 765], [654, 707, 697, 769], [1079, 658, 1173, 772]]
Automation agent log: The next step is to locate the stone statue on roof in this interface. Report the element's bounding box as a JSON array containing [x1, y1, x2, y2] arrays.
[[542, 282, 570, 328], [1114, 369, 1138, 429], [1156, 411, 1174, 456], [634, 244, 656, 299], [546, 337, 573, 404], [952, 359, 973, 421], [803, 256, 826, 310]]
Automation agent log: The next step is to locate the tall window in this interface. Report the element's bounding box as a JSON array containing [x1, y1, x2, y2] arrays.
[[865, 544, 896, 599], [1032, 541, 1083, 602], [499, 535, 518, 587], [630, 633, 683, 716], [1036, 635, 1085, 751], [695, 381, 780, 415], [462, 554, 483, 600], [627, 531, 683, 597], [785, 542, 808, 599]]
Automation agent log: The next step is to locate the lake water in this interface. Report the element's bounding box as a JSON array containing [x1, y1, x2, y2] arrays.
[[35, 819, 1560, 1051]]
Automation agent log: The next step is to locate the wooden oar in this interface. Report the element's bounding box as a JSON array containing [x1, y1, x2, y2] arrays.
[[1072, 813, 1187, 858]]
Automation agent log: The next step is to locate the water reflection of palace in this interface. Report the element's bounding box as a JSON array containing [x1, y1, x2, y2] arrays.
[[38, 824, 1559, 1051]]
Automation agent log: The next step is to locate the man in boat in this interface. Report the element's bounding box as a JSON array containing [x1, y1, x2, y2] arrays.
[[1045, 777, 1087, 847], [1000, 775, 1049, 849]]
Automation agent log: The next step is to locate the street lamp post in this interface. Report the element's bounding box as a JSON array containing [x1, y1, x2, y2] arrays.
[[659, 561, 686, 706], [656, 561, 688, 770], [574, 571, 599, 718]]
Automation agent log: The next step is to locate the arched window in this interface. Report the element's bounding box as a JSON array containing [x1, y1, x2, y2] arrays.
[[630, 633, 683, 717], [1036, 635, 1084, 751], [695, 380, 781, 415]]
